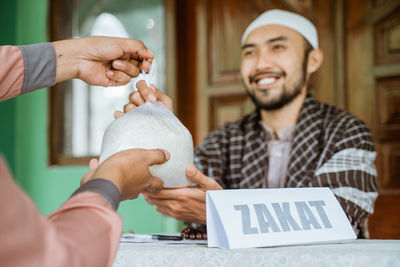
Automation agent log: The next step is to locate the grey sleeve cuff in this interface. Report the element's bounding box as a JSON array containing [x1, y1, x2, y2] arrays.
[[71, 178, 121, 211], [19, 42, 56, 94]]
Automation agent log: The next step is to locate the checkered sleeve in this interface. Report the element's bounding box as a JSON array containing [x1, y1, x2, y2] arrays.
[[313, 115, 378, 236], [194, 128, 229, 188], [191, 127, 232, 232]]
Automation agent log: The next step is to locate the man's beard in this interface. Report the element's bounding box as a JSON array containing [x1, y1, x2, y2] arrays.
[[244, 54, 308, 111]]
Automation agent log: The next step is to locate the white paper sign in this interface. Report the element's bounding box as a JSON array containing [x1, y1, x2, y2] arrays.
[[206, 187, 356, 249]]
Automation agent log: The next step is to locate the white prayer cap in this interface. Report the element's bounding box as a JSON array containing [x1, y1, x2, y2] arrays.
[[241, 9, 318, 49]]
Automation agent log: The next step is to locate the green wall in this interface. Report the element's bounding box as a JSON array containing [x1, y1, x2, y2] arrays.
[[0, 0, 178, 233], [0, 1, 17, 173]]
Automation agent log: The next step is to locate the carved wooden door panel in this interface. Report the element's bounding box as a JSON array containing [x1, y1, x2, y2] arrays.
[[347, 0, 400, 238]]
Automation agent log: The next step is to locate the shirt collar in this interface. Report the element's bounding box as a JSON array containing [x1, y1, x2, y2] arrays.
[[261, 122, 296, 141]]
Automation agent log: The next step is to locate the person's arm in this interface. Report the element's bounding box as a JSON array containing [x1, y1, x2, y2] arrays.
[[0, 156, 121, 267], [0, 148, 167, 267], [0, 37, 154, 102], [312, 117, 378, 237], [52, 37, 153, 86], [0, 36, 162, 265]]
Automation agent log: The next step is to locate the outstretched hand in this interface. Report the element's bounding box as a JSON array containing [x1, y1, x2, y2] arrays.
[[53, 36, 154, 87], [142, 165, 222, 224]]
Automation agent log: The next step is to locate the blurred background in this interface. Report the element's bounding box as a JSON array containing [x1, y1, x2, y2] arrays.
[[0, 0, 399, 237]]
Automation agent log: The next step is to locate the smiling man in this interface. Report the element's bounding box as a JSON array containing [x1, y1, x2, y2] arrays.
[[132, 9, 378, 238]]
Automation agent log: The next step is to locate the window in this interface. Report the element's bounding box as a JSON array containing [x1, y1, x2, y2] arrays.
[[49, 0, 175, 165]]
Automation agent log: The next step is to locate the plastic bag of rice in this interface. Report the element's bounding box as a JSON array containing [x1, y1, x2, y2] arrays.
[[99, 101, 194, 188]]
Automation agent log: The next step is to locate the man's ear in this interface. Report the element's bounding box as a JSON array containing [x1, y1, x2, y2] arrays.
[[307, 49, 323, 74]]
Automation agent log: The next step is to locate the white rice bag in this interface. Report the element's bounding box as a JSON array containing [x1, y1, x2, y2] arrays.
[[99, 101, 194, 188]]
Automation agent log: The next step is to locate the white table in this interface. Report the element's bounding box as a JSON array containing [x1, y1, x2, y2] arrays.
[[113, 239, 400, 267]]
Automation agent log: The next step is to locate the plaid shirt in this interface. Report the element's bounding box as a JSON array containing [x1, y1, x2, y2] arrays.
[[195, 93, 378, 237]]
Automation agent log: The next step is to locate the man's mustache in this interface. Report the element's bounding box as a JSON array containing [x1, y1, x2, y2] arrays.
[[249, 70, 286, 83]]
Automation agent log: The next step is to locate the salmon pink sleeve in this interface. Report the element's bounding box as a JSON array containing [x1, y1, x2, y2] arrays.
[[0, 46, 24, 101], [0, 157, 122, 267], [0, 43, 56, 101]]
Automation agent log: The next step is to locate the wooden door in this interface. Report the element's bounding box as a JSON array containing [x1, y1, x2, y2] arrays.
[[173, 0, 400, 238], [345, 0, 400, 238]]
